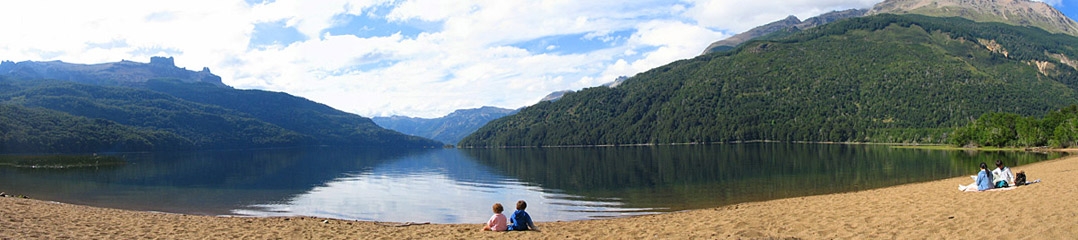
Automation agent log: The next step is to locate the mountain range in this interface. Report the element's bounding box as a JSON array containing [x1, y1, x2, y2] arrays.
[[460, 7, 1078, 147], [702, 9, 868, 54], [0, 58, 441, 153], [372, 106, 517, 145], [702, 0, 1078, 54], [0, 56, 226, 87], [7, 0, 1078, 151], [372, 75, 632, 145], [869, 0, 1078, 36]]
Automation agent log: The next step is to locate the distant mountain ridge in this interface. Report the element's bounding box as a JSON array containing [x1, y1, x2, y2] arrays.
[[540, 90, 574, 102], [0, 56, 226, 87], [702, 0, 1078, 54], [540, 76, 629, 102], [0, 57, 441, 153], [868, 0, 1078, 36], [372, 106, 516, 145], [702, 9, 867, 54]]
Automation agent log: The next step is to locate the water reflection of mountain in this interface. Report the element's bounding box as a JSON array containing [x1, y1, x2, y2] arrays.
[[235, 149, 653, 223], [0, 145, 1059, 222], [235, 149, 526, 223], [0, 147, 434, 215], [362, 149, 511, 186], [462, 144, 1058, 211]]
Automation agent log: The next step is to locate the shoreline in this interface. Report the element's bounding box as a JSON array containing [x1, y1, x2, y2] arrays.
[[455, 140, 927, 149], [5, 153, 1078, 238], [456, 140, 1067, 150]]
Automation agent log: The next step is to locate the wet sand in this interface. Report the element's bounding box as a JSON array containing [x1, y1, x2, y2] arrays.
[[3, 153, 1077, 239]]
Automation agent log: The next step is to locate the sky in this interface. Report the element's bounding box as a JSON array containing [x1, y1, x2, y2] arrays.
[[2, 0, 1076, 118]]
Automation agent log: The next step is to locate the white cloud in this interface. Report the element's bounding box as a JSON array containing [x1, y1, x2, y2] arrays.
[[616, 20, 726, 74], [1, 0, 886, 118], [386, 0, 479, 22], [249, 0, 393, 38], [251, 0, 734, 117], [0, 0, 252, 73]]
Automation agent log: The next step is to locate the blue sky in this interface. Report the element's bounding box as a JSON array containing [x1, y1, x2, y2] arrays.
[[1, 0, 1075, 118], [1059, 1, 1077, 20]]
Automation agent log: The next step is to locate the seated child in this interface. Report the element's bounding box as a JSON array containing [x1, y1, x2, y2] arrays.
[[482, 203, 507, 232], [508, 200, 539, 231], [958, 162, 993, 192], [992, 160, 1015, 188]]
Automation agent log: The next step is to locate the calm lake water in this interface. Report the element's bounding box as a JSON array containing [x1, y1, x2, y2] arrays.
[[0, 144, 1061, 223]]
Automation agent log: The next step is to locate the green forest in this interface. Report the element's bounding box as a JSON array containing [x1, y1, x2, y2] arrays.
[[460, 14, 1078, 147], [0, 77, 441, 153], [950, 105, 1078, 148]]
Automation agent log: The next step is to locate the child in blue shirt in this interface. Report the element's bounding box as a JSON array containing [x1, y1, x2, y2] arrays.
[[976, 162, 993, 191], [507, 200, 539, 231]]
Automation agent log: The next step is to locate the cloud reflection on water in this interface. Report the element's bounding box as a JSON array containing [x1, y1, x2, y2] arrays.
[[232, 149, 657, 223]]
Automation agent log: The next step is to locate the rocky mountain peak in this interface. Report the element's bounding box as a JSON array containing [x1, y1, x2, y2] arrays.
[[868, 0, 1078, 36], [149, 56, 175, 66], [0, 57, 227, 87], [701, 9, 867, 54]]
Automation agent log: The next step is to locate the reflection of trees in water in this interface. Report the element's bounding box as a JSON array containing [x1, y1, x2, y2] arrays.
[[945, 150, 1064, 174], [0, 147, 435, 214], [463, 144, 1057, 211]]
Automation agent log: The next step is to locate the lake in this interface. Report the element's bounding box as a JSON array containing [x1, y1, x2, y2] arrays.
[[0, 143, 1061, 223]]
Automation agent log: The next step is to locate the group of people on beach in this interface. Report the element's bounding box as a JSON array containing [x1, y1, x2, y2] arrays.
[[481, 200, 539, 232], [959, 160, 1032, 192]]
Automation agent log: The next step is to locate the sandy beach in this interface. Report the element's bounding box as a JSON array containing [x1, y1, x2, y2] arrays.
[[3, 153, 1078, 239]]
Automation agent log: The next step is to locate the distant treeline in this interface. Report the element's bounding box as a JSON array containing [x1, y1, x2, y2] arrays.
[[950, 105, 1078, 148]]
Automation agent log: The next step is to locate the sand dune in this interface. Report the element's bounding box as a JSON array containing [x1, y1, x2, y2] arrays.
[[3, 152, 1077, 239]]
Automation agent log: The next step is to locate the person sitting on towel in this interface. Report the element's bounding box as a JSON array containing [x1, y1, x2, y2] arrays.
[[992, 160, 1015, 188], [959, 162, 994, 192], [977, 162, 994, 191]]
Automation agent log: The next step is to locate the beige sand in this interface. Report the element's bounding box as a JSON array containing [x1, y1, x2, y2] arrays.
[[3, 153, 1078, 239]]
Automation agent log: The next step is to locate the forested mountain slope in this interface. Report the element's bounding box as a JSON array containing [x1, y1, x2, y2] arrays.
[[0, 77, 441, 153], [0, 103, 192, 153], [460, 14, 1078, 147], [142, 80, 439, 147]]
